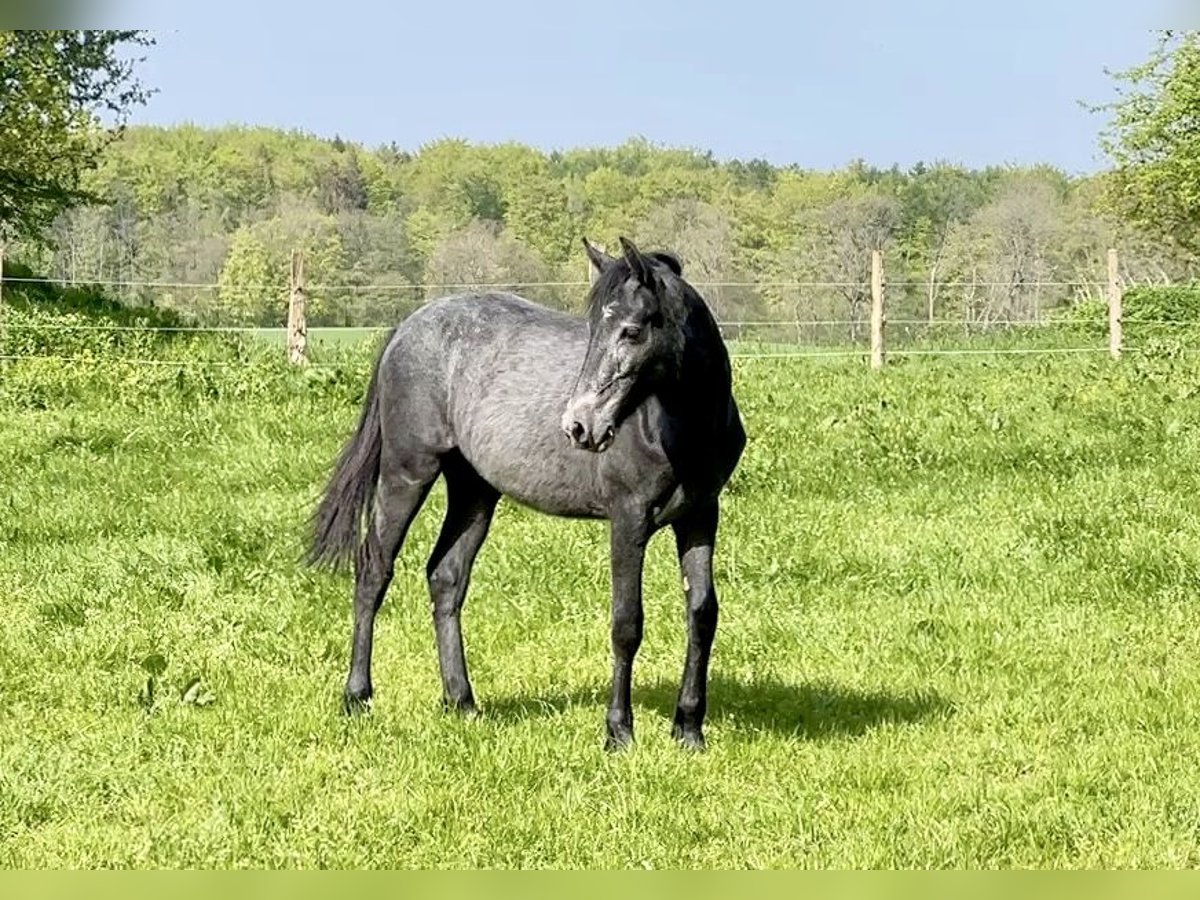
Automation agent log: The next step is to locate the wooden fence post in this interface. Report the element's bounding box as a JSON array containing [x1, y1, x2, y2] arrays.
[[1108, 247, 1122, 360], [870, 249, 885, 370], [288, 248, 307, 365]]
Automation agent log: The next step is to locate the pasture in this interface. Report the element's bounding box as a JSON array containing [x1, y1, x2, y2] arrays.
[[2, 321, 1200, 868]]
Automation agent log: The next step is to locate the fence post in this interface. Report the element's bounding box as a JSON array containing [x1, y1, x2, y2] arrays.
[[288, 248, 307, 365], [1107, 248, 1122, 360], [870, 249, 885, 370]]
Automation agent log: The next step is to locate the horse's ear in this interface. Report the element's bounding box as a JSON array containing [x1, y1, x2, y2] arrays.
[[650, 251, 682, 276], [618, 236, 652, 285], [582, 237, 615, 284]]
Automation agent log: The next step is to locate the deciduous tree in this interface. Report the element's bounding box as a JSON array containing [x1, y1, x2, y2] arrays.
[[1094, 31, 1200, 257], [0, 30, 154, 242]]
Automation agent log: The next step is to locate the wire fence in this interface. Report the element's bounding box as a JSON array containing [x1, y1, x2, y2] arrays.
[[5, 318, 1170, 334], [1, 269, 1119, 334], [2, 263, 1196, 369], [0, 274, 1108, 291], [0, 348, 1156, 369]]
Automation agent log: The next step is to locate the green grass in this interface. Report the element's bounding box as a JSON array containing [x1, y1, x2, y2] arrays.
[[3, 329, 1200, 868], [251, 326, 389, 348]]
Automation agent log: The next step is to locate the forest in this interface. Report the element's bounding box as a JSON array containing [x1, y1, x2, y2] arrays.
[[10, 125, 1197, 330]]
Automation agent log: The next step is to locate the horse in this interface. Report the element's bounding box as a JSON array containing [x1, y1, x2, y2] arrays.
[[308, 236, 746, 750]]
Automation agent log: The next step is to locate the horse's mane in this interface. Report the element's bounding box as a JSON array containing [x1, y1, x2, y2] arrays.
[[585, 251, 683, 315]]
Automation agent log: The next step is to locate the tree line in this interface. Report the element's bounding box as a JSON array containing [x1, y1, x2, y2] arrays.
[[4, 31, 1200, 331]]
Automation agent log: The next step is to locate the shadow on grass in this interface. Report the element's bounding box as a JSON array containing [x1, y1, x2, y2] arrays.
[[482, 674, 954, 741]]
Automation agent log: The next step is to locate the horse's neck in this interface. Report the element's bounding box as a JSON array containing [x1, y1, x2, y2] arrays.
[[658, 324, 734, 430]]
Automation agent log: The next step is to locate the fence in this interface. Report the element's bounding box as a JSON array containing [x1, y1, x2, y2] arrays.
[[0, 245, 1166, 369]]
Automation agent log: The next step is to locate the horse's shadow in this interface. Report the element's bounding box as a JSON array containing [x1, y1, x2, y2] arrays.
[[482, 673, 954, 741]]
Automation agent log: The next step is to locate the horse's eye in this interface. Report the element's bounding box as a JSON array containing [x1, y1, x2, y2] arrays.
[[620, 325, 643, 342]]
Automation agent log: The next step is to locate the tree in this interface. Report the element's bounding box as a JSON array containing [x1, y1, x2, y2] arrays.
[[898, 163, 987, 321], [0, 30, 154, 242], [1094, 31, 1200, 257], [424, 219, 555, 306], [489, 145, 575, 267], [317, 150, 369, 215], [726, 158, 777, 192], [207, 135, 277, 229], [781, 188, 900, 333], [738, 168, 847, 303], [940, 173, 1065, 323], [332, 211, 419, 325], [217, 227, 275, 325], [46, 204, 112, 283], [248, 197, 346, 323]]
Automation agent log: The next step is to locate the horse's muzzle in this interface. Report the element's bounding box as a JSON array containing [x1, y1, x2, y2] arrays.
[[562, 394, 616, 452]]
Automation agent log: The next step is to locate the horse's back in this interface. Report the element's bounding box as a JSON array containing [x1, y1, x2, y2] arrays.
[[388, 291, 586, 400], [379, 292, 604, 515]]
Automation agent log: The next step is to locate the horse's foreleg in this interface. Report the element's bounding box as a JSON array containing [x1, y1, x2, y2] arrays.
[[605, 511, 650, 750], [671, 502, 720, 750]]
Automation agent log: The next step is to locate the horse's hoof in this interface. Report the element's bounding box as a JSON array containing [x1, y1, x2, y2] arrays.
[[672, 723, 707, 751], [343, 690, 373, 716], [605, 726, 634, 752], [443, 696, 479, 718]]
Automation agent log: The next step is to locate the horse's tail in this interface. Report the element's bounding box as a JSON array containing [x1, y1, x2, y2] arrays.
[[307, 328, 396, 572]]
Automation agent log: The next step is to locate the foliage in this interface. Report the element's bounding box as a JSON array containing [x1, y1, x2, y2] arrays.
[[1122, 283, 1200, 353], [1094, 31, 1200, 257], [938, 173, 1065, 323], [6, 124, 1199, 329], [2, 258, 184, 327], [1123, 283, 1200, 322], [217, 228, 276, 326], [423, 219, 555, 305], [0, 30, 154, 242]]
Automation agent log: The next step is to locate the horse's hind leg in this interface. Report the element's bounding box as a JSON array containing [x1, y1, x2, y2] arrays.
[[345, 453, 440, 711], [426, 453, 499, 714]]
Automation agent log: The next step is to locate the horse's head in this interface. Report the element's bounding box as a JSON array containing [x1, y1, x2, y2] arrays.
[[562, 236, 685, 453]]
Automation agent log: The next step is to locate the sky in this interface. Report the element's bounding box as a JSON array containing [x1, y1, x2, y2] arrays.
[[108, 0, 1190, 175]]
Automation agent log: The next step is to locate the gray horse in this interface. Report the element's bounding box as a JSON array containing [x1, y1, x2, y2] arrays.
[[309, 236, 746, 750]]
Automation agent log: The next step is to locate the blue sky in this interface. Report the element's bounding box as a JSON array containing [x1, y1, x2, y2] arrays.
[[117, 0, 1182, 174]]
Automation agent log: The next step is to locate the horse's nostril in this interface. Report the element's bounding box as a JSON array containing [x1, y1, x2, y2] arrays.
[[570, 421, 586, 442]]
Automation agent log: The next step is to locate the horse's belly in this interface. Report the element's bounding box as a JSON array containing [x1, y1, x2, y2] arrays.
[[498, 480, 607, 519], [494, 456, 605, 518], [456, 424, 607, 519]]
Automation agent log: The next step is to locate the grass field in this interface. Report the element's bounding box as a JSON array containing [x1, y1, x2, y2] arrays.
[[3, 321, 1200, 868], [252, 326, 390, 348], [249, 322, 1112, 358]]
